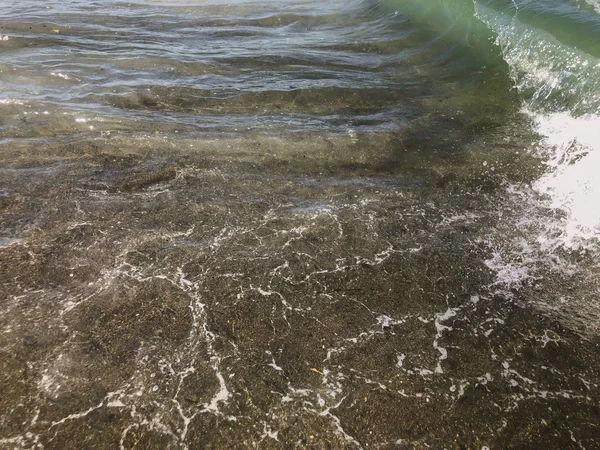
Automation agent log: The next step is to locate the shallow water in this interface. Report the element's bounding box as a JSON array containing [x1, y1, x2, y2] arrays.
[[1, 1, 600, 449]]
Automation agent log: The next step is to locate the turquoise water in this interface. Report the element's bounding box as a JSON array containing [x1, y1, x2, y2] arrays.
[[380, 0, 600, 113], [1, 1, 600, 448]]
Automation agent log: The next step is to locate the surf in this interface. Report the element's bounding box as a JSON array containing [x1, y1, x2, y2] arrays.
[[381, 0, 600, 250]]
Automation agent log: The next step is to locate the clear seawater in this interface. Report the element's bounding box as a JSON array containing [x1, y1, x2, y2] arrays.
[[1, 1, 599, 448]]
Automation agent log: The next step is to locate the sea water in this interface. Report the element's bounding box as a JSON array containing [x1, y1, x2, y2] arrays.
[[1, 1, 599, 448]]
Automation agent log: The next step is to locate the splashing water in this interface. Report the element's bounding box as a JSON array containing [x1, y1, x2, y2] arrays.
[[472, 0, 600, 249]]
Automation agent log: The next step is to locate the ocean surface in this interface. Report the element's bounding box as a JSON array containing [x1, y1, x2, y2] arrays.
[[1, 0, 600, 448]]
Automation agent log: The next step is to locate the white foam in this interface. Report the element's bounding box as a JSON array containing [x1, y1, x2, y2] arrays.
[[530, 111, 600, 248], [484, 248, 531, 287], [205, 370, 230, 413], [583, 0, 600, 14], [433, 307, 457, 374], [107, 400, 126, 408]]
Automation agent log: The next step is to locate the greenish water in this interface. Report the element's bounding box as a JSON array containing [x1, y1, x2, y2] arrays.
[[1, 1, 600, 449]]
